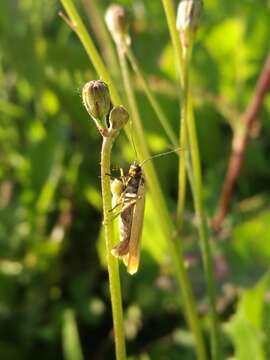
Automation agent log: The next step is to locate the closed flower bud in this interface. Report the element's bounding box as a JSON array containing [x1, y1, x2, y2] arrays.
[[105, 4, 130, 47], [82, 80, 111, 121], [109, 105, 129, 131], [176, 0, 203, 49]]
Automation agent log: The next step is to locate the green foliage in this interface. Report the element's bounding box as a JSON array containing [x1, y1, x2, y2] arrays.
[[62, 309, 83, 360], [0, 0, 270, 359], [225, 272, 270, 360]]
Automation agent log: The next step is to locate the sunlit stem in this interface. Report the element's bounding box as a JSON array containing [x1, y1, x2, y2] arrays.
[[126, 47, 178, 147], [101, 135, 127, 360], [183, 41, 220, 360]]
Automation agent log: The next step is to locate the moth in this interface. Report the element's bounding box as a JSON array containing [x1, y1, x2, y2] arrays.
[[110, 163, 145, 275], [109, 148, 181, 275]]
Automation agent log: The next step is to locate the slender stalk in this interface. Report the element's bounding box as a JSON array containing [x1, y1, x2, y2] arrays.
[[162, 0, 219, 358], [185, 54, 219, 359], [59, 1, 205, 358], [126, 48, 178, 147], [176, 116, 187, 225], [162, 0, 184, 84], [161, 0, 219, 356], [126, 47, 194, 221], [59, 0, 121, 104], [161, 0, 190, 229], [82, 0, 121, 83], [101, 136, 126, 360], [117, 45, 206, 360]]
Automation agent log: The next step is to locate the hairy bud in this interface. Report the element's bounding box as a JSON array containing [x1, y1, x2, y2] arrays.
[[105, 4, 130, 47], [82, 80, 111, 135], [82, 80, 111, 120], [109, 105, 129, 131], [176, 0, 203, 49]]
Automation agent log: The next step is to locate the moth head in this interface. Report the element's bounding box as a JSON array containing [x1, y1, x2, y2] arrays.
[[128, 163, 142, 177]]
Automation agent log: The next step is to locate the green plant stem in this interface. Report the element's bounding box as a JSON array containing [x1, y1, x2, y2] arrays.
[[59, 1, 204, 358], [101, 136, 126, 360], [82, 0, 121, 83], [161, 0, 184, 84], [161, 0, 190, 230], [184, 50, 220, 359], [126, 47, 194, 222], [126, 47, 178, 147], [60, 0, 121, 104], [116, 45, 205, 360], [176, 116, 187, 225], [163, 0, 219, 354]]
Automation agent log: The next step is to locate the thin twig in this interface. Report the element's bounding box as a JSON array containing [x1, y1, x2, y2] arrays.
[[58, 11, 76, 30], [82, 0, 120, 80], [212, 52, 270, 232]]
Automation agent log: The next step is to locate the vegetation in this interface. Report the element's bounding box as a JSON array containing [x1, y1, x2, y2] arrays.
[[0, 0, 270, 359]]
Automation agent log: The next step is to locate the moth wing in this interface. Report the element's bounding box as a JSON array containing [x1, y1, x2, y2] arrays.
[[127, 178, 145, 275]]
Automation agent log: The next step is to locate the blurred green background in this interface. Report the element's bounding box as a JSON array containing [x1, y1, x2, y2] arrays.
[[1, 0, 270, 359]]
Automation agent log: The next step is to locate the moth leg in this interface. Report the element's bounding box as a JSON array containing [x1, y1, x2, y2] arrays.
[[106, 172, 119, 181], [121, 199, 137, 212], [103, 211, 122, 225], [120, 168, 126, 186], [109, 189, 128, 212], [108, 199, 137, 223], [109, 202, 122, 213]]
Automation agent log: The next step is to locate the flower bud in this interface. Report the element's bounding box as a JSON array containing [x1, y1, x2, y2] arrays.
[[105, 4, 131, 47], [109, 105, 129, 131], [176, 0, 203, 49], [82, 80, 111, 121]]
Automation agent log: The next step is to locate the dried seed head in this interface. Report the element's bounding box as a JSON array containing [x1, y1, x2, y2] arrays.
[[109, 105, 129, 131], [82, 80, 111, 120], [176, 0, 203, 49], [105, 4, 130, 47]]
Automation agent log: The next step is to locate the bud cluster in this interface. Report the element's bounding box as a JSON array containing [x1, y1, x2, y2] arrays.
[[82, 80, 129, 137]]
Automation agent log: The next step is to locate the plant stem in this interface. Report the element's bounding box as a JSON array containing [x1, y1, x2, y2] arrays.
[[126, 48, 178, 147], [126, 47, 194, 223], [161, 0, 190, 230], [117, 45, 206, 360], [60, 0, 121, 104], [101, 136, 126, 360], [162, 0, 219, 358], [176, 116, 187, 225], [82, 0, 121, 83], [183, 38, 220, 360], [161, 0, 184, 84], [60, 1, 205, 358]]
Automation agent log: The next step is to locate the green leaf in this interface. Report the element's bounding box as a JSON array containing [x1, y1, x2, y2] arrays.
[[225, 272, 270, 360], [62, 309, 83, 360]]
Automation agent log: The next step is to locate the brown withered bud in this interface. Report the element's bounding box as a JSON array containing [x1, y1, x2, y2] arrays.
[[105, 4, 131, 47], [109, 105, 129, 131], [176, 0, 203, 49]]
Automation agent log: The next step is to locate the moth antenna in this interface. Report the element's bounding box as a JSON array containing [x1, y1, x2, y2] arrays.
[[140, 147, 183, 167], [128, 120, 139, 162]]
